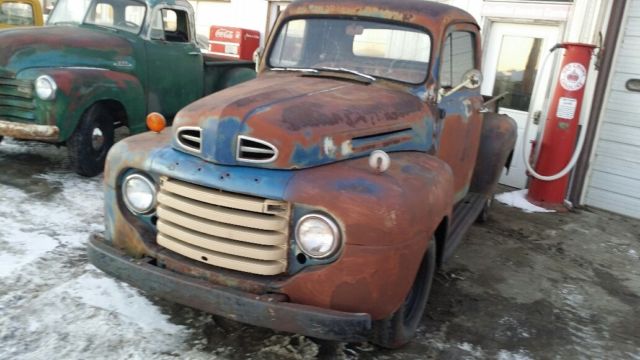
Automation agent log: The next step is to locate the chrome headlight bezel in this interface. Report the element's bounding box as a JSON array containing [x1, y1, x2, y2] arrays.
[[295, 213, 341, 259], [34, 75, 57, 101], [122, 173, 157, 215]]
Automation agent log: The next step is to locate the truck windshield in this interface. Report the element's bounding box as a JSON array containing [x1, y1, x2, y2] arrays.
[[48, 0, 146, 34], [269, 18, 431, 84], [0, 2, 34, 26]]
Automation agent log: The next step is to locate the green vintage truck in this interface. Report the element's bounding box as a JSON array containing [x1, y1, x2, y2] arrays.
[[0, 0, 255, 176]]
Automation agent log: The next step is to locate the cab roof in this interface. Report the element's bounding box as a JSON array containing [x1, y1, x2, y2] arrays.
[[281, 0, 478, 38]]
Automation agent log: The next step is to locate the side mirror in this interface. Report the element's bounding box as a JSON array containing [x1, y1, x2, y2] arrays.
[[253, 47, 263, 73], [439, 69, 483, 100]]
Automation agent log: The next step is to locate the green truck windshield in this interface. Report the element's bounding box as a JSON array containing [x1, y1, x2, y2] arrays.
[[269, 18, 432, 84], [48, 0, 146, 34]]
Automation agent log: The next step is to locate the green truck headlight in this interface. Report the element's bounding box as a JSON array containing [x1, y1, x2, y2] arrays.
[[295, 214, 341, 259], [122, 173, 157, 215], [34, 75, 57, 100]]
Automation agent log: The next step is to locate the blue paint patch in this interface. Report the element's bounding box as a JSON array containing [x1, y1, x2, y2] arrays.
[[334, 178, 381, 196], [149, 146, 294, 200]]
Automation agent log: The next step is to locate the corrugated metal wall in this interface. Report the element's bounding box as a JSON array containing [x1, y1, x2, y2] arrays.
[[585, 0, 640, 218]]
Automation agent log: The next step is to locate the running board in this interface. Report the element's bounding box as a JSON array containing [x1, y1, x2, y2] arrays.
[[442, 192, 488, 262]]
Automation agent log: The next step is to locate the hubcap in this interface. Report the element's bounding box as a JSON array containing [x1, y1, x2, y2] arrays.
[[91, 128, 104, 151]]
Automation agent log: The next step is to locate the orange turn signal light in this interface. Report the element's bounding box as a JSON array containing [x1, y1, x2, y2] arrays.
[[146, 112, 166, 133]]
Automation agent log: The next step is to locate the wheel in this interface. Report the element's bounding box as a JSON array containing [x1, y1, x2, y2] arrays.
[[371, 239, 437, 349], [476, 195, 494, 223], [67, 105, 114, 177]]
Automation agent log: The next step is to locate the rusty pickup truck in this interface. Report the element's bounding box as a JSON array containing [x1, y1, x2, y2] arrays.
[[0, 0, 255, 176], [89, 0, 517, 348]]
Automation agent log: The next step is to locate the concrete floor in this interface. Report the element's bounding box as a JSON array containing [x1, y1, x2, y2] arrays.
[[1, 138, 639, 359]]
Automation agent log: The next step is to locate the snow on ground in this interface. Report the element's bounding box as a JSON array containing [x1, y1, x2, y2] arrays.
[[495, 189, 556, 213], [0, 140, 210, 360]]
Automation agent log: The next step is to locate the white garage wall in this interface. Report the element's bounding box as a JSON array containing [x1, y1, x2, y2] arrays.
[[188, 0, 269, 44], [585, 0, 640, 219]]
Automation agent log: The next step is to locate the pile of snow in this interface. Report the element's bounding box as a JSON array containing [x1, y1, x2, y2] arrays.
[[495, 190, 556, 213]]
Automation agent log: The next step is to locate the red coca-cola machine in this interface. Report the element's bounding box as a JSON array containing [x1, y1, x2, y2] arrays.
[[209, 26, 260, 61]]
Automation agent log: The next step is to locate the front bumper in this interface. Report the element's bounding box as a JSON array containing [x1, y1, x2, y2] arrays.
[[0, 119, 59, 141], [88, 234, 372, 342]]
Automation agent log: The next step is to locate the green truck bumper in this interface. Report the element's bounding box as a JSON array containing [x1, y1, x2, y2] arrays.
[[0, 119, 59, 141]]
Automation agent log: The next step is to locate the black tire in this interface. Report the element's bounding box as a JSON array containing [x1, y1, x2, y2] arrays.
[[476, 195, 494, 223], [0, 135, 3, 144], [67, 105, 115, 177], [371, 240, 437, 349]]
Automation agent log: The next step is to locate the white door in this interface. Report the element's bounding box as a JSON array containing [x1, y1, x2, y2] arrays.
[[482, 23, 561, 188]]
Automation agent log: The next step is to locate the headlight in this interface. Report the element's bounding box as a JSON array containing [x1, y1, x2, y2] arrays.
[[122, 173, 157, 214], [295, 214, 341, 259], [34, 75, 57, 101]]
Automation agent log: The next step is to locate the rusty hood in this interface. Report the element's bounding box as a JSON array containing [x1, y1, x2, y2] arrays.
[[172, 73, 435, 169], [0, 25, 135, 74]]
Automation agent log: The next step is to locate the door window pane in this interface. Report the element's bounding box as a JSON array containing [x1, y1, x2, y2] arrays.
[[440, 32, 475, 88], [492, 36, 543, 111], [0, 2, 34, 25]]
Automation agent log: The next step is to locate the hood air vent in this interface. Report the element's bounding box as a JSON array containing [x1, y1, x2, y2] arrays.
[[176, 127, 202, 153], [237, 136, 278, 163]]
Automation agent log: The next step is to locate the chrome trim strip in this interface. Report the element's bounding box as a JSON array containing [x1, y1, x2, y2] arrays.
[[175, 126, 202, 154], [236, 135, 279, 164]]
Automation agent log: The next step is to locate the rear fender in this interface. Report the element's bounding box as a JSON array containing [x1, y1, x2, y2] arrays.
[[469, 113, 517, 195]]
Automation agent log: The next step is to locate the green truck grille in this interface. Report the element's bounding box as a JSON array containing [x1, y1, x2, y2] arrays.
[[0, 72, 36, 122]]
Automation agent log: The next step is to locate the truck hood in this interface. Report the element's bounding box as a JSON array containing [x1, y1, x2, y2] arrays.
[[0, 26, 135, 74], [172, 73, 435, 169]]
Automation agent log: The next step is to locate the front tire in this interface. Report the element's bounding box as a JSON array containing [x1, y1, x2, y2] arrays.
[[67, 105, 114, 177], [371, 239, 437, 349]]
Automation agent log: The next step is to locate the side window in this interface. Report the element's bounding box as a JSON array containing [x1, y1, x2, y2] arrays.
[[269, 19, 306, 66], [0, 2, 35, 26], [150, 8, 190, 43], [440, 31, 475, 88]]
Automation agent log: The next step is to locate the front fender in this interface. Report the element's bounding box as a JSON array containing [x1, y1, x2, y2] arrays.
[[280, 152, 454, 319], [17, 68, 145, 141]]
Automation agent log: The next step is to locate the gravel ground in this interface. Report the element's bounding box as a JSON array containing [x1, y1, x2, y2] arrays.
[[1, 138, 639, 359]]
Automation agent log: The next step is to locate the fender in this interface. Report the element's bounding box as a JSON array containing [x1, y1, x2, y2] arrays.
[[469, 112, 517, 195], [17, 67, 146, 141], [280, 152, 454, 319]]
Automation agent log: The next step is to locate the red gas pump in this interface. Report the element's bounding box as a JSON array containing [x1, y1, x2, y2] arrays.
[[526, 43, 597, 210]]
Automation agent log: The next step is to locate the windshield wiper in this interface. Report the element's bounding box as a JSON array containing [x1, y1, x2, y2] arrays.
[[317, 67, 376, 82], [271, 67, 319, 73]]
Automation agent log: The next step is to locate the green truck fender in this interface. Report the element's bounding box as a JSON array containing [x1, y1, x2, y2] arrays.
[[18, 67, 146, 142]]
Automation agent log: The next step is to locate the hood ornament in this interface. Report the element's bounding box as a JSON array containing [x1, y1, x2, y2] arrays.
[[369, 150, 390, 173]]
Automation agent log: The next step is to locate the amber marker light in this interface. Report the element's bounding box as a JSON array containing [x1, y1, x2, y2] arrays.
[[146, 112, 166, 133]]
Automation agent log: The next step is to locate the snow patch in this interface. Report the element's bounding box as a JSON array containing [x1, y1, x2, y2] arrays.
[[495, 190, 555, 213], [497, 349, 534, 360], [53, 268, 184, 332]]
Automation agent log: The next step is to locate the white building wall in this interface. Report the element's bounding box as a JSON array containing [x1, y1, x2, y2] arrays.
[[584, 0, 640, 219]]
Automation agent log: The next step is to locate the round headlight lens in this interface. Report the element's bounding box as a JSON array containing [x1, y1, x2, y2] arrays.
[[295, 214, 341, 259], [35, 75, 57, 101], [122, 173, 157, 214]]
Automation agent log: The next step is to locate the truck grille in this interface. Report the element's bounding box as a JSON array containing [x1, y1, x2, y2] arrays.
[[156, 177, 290, 276], [0, 71, 35, 122]]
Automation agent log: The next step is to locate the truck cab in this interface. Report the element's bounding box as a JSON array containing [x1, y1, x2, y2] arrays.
[[0, 0, 254, 176], [0, 0, 43, 28], [89, 0, 517, 348]]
